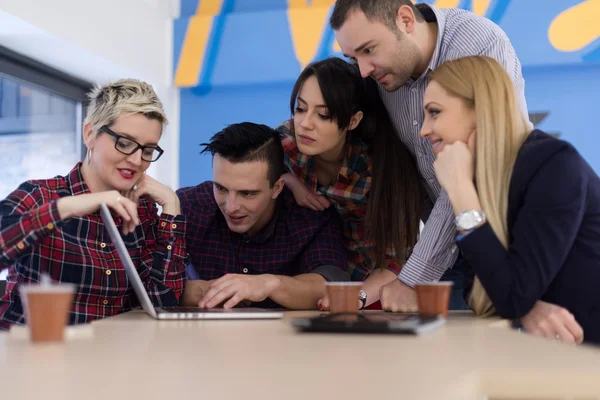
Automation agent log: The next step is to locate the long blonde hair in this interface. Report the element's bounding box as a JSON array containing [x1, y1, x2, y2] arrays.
[[429, 56, 531, 316]]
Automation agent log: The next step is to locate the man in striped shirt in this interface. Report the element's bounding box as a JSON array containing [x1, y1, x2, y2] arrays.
[[331, 1, 529, 311]]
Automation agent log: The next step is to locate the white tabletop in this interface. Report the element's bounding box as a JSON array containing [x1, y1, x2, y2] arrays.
[[1, 310, 599, 399]]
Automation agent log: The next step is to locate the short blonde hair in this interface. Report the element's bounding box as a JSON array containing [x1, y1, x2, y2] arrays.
[[85, 79, 168, 133], [429, 56, 531, 317]]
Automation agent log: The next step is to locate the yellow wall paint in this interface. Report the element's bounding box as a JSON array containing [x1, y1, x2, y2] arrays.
[[472, 0, 491, 16], [287, 3, 331, 68], [433, 0, 461, 8], [174, 15, 214, 87], [288, 0, 334, 8], [549, 0, 600, 52], [197, 0, 223, 15], [173, 0, 600, 88], [310, 0, 335, 7]]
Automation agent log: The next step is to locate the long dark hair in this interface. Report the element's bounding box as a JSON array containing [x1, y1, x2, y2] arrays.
[[289, 57, 423, 266]]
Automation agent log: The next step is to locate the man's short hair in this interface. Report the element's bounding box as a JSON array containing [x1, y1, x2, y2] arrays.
[[330, 0, 423, 31], [201, 122, 285, 187], [85, 79, 167, 133]]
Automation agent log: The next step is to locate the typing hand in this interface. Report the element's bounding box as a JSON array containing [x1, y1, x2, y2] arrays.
[[199, 274, 279, 309], [380, 279, 418, 312], [520, 300, 584, 344], [180, 280, 212, 306]]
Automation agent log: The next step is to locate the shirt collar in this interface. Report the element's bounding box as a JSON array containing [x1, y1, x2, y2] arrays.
[[415, 4, 446, 79], [239, 194, 285, 244], [295, 150, 311, 169], [338, 136, 369, 179], [66, 162, 92, 196]]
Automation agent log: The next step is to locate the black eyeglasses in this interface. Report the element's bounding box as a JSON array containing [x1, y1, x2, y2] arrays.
[[99, 125, 164, 162]]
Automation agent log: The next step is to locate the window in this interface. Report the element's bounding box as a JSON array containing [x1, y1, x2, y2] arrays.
[[0, 46, 91, 281], [0, 74, 83, 198]]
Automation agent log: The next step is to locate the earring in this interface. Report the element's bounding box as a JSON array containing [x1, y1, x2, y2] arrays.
[[87, 148, 92, 165]]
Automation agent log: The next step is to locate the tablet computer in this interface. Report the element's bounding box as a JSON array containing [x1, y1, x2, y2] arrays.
[[292, 312, 445, 335]]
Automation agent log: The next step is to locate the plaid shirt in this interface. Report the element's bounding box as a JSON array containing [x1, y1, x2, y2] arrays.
[[177, 182, 348, 295], [276, 120, 402, 281], [0, 163, 188, 330]]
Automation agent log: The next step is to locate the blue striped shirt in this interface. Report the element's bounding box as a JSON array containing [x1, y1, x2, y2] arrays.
[[378, 4, 529, 286]]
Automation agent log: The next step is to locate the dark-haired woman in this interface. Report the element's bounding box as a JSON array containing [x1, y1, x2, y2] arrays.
[[275, 57, 423, 309]]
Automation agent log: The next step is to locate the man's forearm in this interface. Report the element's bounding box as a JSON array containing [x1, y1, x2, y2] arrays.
[[268, 273, 326, 310], [399, 191, 459, 287]]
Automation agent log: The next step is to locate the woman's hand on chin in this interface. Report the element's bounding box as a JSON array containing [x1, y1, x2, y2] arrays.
[[125, 174, 181, 216]]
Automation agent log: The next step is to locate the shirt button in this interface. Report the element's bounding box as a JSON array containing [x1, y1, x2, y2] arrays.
[[100, 242, 106, 248], [103, 300, 109, 305], [17, 242, 25, 250], [242, 268, 249, 274], [161, 222, 167, 227], [171, 223, 177, 229], [105, 270, 112, 276], [413, 120, 418, 126], [166, 245, 172, 250], [46, 223, 55, 230]]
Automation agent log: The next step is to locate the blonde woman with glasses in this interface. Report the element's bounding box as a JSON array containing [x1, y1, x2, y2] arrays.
[[0, 79, 187, 330], [421, 55, 600, 345]]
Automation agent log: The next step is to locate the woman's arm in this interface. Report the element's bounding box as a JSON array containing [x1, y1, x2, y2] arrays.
[[135, 175, 189, 306], [282, 173, 330, 211], [138, 203, 188, 307], [361, 265, 399, 306], [1, 182, 140, 267], [0, 183, 62, 268], [451, 150, 587, 319]]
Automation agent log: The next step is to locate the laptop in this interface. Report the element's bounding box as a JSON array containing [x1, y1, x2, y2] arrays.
[[99, 202, 283, 320], [292, 311, 445, 335]]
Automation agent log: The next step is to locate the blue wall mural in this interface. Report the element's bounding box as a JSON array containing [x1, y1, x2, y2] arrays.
[[174, 0, 600, 187]]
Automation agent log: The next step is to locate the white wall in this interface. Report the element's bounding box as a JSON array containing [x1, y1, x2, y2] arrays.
[[0, 0, 180, 188], [0, 0, 180, 281]]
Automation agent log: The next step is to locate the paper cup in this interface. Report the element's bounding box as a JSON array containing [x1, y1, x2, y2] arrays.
[[20, 283, 74, 343], [326, 282, 364, 313], [415, 282, 454, 318]]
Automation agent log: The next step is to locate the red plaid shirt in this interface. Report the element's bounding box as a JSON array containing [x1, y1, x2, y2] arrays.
[[0, 163, 188, 330], [276, 120, 402, 280]]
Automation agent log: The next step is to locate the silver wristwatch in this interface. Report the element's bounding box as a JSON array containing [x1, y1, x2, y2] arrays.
[[358, 290, 367, 309], [455, 210, 486, 231]]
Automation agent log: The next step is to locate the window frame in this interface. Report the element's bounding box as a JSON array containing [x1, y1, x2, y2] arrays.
[[0, 46, 93, 282], [0, 44, 93, 157], [0, 45, 92, 102]]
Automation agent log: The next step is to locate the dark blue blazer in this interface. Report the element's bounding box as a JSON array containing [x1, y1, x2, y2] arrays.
[[458, 130, 600, 344]]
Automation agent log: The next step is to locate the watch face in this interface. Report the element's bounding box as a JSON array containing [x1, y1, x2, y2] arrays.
[[460, 214, 476, 228], [458, 211, 483, 230]]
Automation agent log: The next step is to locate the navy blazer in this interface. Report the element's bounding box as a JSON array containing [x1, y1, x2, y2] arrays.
[[458, 130, 600, 344]]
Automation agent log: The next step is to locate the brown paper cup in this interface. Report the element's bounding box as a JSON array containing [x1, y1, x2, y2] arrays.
[[415, 282, 453, 318], [326, 282, 363, 313], [20, 284, 74, 343]]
